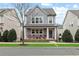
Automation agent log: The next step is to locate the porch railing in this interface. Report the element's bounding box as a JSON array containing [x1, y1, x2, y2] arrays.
[[27, 35, 46, 39]]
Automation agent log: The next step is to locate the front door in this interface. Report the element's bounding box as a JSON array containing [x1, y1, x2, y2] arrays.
[[49, 29, 52, 38]]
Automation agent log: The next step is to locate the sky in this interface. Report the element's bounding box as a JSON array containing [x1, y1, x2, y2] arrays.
[[0, 3, 79, 25]]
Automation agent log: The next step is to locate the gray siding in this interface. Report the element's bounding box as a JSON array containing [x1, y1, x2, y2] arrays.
[[26, 8, 55, 25]]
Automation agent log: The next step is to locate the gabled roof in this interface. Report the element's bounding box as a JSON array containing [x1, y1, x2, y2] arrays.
[[69, 10, 79, 17], [63, 10, 79, 25], [25, 7, 56, 16], [0, 9, 15, 15]]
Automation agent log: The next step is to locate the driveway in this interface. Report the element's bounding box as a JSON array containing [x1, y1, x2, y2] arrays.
[[0, 47, 79, 56]]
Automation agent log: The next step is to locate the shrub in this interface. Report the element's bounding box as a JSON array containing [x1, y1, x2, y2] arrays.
[[75, 29, 79, 42], [7, 29, 17, 42], [0, 32, 2, 41], [62, 29, 73, 42], [3, 30, 8, 42]]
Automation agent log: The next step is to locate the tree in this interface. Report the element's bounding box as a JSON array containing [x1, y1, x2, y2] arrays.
[[62, 29, 73, 42], [3, 30, 8, 42], [75, 29, 79, 42], [7, 29, 17, 42], [13, 3, 30, 44], [1, 4, 29, 43]]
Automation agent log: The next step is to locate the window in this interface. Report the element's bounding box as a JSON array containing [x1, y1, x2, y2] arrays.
[[40, 18, 42, 23], [49, 20, 52, 23], [36, 18, 39, 23], [32, 18, 34, 23], [48, 17, 53, 24], [69, 21, 73, 27], [36, 29, 38, 33], [31, 29, 43, 34], [32, 29, 35, 34], [40, 29, 42, 33]]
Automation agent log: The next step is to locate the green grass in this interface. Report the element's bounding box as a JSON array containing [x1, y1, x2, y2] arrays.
[[0, 43, 79, 47], [58, 44, 79, 47], [26, 44, 79, 47], [0, 44, 18, 47]]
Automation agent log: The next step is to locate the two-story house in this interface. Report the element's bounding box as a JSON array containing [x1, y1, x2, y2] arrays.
[[24, 7, 58, 41], [0, 7, 58, 41]]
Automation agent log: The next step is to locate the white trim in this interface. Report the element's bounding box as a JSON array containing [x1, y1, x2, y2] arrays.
[[55, 28, 57, 40], [47, 27, 49, 39]]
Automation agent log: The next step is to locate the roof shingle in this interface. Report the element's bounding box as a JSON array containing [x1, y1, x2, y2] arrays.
[[25, 7, 56, 16], [69, 10, 79, 17]]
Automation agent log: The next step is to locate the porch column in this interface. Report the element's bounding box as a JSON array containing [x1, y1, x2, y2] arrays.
[[55, 27, 57, 40], [47, 27, 49, 39]]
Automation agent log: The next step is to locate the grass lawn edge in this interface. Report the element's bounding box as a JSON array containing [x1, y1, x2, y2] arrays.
[[0, 43, 79, 47]]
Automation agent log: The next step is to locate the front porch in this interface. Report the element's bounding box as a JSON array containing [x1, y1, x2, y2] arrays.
[[25, 27, 57, 41]]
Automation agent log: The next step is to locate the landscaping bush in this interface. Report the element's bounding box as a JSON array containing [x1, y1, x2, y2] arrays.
[[62, 29, 73, 42], [75, 29, 79, 42], [7, 29, 17, 42], [3, 30, 8, 42], [0, 32, 2, 41], [0, 32, 1, 38]]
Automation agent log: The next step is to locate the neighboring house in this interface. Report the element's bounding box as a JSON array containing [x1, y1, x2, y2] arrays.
[[0, 9, 21, 41], [63, 10, 79, 41], [0, 6, 58, 41]]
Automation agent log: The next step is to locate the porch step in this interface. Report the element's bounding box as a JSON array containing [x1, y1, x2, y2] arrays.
[[24, 39, 56, 42]]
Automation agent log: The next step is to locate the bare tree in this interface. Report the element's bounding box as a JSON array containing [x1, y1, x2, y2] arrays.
[[14, 3, 30, 45]]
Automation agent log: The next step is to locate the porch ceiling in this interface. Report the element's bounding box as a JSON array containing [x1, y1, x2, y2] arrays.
[[24, 24, 58, 27]]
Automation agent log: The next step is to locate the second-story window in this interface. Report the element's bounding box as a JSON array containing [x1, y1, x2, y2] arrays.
[[32, 17, 43, 24], [36, 18, 39, 23], [32, 18, 35, 23], [40, 18, 42, 23], [49, 20, 52, 23], [48, 16, 53, 24]]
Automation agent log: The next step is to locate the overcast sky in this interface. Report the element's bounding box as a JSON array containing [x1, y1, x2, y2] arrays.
[[0, 3, 79, 25]]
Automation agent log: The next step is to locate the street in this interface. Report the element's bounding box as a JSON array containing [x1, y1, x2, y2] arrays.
[[0, 47, 79, 56]]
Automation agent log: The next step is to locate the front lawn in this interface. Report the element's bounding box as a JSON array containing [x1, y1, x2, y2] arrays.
[[0, 43, 79, 47], [0, 44, 18, 47]]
